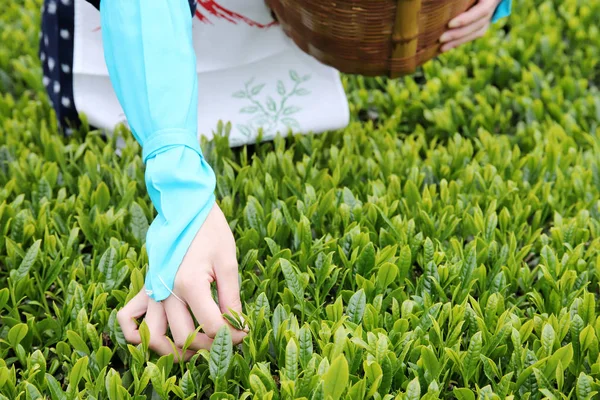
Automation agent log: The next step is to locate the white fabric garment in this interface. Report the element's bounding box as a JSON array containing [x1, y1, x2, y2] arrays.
[[72, 0, 350, 147]]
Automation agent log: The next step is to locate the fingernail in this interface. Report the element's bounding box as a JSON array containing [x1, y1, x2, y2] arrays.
[[448, 19, 459, 28], [440, 33, 450, 43]]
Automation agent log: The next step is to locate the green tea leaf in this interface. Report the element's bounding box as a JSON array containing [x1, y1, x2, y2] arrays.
[[542, 323, 555, 356], [421, 346, 440, 379], [25, 382, 43, 400], [93, 182, 111, 211], [280, 259, 304, 301], [464, 331, 483, 382], [405, 377, 421, 400], [130, 201, 149, 243], [45, 373, 67, 400], [66, 330, 90, 355], [285, 338, 299, 381], [14, 239, 41, 280], [209, 325, 233, 381], [323, 355, 348, 400], [543, 344, 573, 378], [453, 388, 475, 400], [69, 356, 89, 389], [576, 372, 593, 400], [299, 325, 313, 368], [355, 242, 375, 276], [347, 289, 366, 324], [8, 323, 28, 348], [377, 262, 398, 290], [0, 288, 9, 311]]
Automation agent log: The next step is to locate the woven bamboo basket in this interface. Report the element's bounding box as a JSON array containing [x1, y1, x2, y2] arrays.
[[265, 0, 476, 78]]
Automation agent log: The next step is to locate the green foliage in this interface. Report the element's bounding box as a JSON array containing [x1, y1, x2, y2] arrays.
[[1, 0, 600, 398]]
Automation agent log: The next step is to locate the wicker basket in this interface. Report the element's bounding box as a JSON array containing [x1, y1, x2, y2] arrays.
[[265, 0, 476, 78]]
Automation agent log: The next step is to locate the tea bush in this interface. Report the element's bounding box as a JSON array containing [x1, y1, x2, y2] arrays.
[[1, 0, 600, 398]]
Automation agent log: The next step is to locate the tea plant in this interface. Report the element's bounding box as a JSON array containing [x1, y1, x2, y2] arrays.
[[1, 0, 600, 398]]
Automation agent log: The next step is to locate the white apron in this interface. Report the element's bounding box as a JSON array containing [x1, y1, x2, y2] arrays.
[[72, 0, 350, 147]]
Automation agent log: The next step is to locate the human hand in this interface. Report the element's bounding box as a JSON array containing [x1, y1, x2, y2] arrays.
[[116, 203, 247, 362], [439, 0, 502, 53]]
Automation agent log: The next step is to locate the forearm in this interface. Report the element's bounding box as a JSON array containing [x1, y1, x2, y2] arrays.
[[100, 0, 216, 301]]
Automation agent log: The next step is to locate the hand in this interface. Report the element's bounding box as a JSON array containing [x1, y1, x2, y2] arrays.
[[116, 203, 247, 362], [439, 0, 502, 53]]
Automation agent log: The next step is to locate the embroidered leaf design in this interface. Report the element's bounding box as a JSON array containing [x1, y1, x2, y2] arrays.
[[237, 124, 252, 137], [295, 88, 310, 96], [267, 97, 277, 112], [283, 106, 301, 116], [281, 118, 300, 128], [277, 80, 286, 96], [251, 84, 266, 96], [252, 117, 270, 126], [240, 106, 259, 114], [233, 71, 310, 137]]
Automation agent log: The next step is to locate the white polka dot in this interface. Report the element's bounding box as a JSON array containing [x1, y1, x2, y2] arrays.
[[40, 52, 46, 62], [60, 29, 70, 40], [61, 0, 71, 5], [61, 64, 71, 74], [61, 97, 71, 108], [44, 35, 49, 46], [48, 57, 55, 71], [42, 76, 50, 86], [53, 81, 61, 93], [48, 1, 57, 14]]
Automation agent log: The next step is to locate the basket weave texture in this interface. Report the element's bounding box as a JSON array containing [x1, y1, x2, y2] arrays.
[[265, 0, 476, 78]]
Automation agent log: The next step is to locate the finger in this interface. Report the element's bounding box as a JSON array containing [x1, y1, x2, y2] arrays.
[[116, 288, 149, 345], [214, 253, 242, 315], [145, 299, 195, 363], [209, 207, 245, 319], [163, 295, 214, 351], [215, 259, 248, 332], [182, 278, 247, 344], [440, 14, 489, 44], [441, 23, 489, 52], [447, 0, 495, 29]]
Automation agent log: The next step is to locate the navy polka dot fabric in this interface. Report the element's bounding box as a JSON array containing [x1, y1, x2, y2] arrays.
[[39, 0, 197, 133], [39, 0, 79, 133]]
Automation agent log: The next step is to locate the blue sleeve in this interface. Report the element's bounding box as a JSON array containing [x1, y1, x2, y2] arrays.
[[100, 0, 216, 302], [491, 0, 512, 23]]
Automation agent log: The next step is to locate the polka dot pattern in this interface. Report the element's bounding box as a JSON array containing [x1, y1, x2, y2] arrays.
[[39, 0, 79, 131], [40, 0, 198, 132]]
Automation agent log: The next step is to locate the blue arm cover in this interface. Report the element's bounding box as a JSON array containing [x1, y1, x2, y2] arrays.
[[492, 0, 512, 22], [100, 0, 216, 301]]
